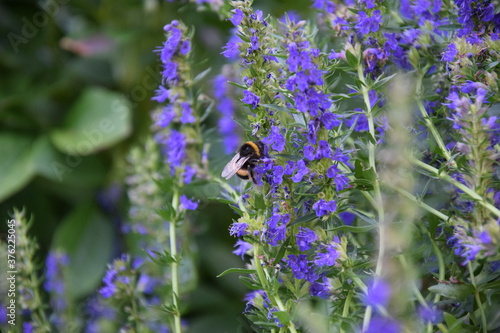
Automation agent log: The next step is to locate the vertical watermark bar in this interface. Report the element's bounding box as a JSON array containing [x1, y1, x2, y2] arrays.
[[6, 218, 17, 326]]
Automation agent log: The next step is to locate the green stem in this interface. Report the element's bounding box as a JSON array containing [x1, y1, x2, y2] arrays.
[[357, 63, 386, 332], [253, 244, 298, 333], [411, 157, 500, 218], [390, 186, 449, 222], [415, 69, 453, 164], [430, 237, 445, 304], [340, 291, 354, 333], [468, 262, 487, 333], [170, 190, 182, 333], [214, 178, 250, 217]]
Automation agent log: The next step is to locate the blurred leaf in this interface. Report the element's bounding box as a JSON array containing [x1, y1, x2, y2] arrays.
[[428, 283, 475, 301], [328, 225, 376, 233], [217, 268, 256, 278], [32, 136, 106, 187], [253, 193, 266, 210], [52, 201, 114, 299], [437, 24, 462, 31], [345, 50, 359, 68], [0, 133, 36, 201], [50, 87, 131, 155], [274, 311, 290, 324], [274, 237, 290, 264], [289, 213, 316, 226], [261, 104, 291, 113], [192, 67, 212, 85]]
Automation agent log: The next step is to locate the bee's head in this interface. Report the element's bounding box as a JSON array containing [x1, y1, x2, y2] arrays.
[[240, 141, 262, 157]]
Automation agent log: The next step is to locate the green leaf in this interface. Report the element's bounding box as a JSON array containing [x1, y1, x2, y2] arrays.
[[32, 136, 106, 186], [253, 193, 266, 210], [261, 104, 291, 113], [443, 312, 466, 333], [328, 225, 376, 233], [354, 160, 376, 183], [239, 276, 262, 290], [217, 268, 256, 278], [157, 204, 175, 221], [486, 60, 500, 71], [0, 133, 36, 201], [345, 50, 359, 67], [428, 283, 475, 301], [274, 311, 290, 324], [273, 237, 290, 264], [289, 213, 317, 226], [437, 24, 462, 31], [52, 201, 114, 299], [352, 210, 377, 225], [50, 87, 131, 155], [228, 80, 247, 90], [192, 67, 212, 84]]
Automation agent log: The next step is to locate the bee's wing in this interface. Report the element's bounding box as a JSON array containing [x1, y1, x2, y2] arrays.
[[221, 153, 250, 179]]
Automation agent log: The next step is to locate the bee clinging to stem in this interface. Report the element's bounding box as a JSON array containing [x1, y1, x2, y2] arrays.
[[221, 141, 264, 184]]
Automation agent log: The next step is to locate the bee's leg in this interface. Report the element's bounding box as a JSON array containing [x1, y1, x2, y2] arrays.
[[249, 169, 258, 184]]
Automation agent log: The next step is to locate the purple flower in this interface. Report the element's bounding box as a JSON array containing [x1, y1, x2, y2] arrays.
[[311, 0, 336, 13], [137, 274, 158, 294], [180, 102, 195, 124], [356, 10, 383, 35], [180, 195, 198, 210], [261, 125, 286, 152], [233, 240, 252, 259], [328, 49, 345, 60], [183, 165, 196, 184], [249, 35, 259, 51], [152, 86, 171, 103], [310, 277, 331, 298], [271, 165, 285, 186], [365, 316, 400, 333], [44, 252, 69, 296], [315, 140, 332, 159], [285, 254, 311, 280], [292, 160, 309, 182], [296, 227, 318, 251], [304, 145, 315, 160], [326, 164, 350, 191], [229, 222, 249, 237], [180, 40, 191, 55], [100, 268, 119, 298], [312, 199, 337, 217], [321, 112, 341, 129], [222, 41, 240, 58], [363, 48, 387, 74], [155, 106, 176, 128], [230, 9, 244, 26], [314, 243, 340, 266], [163, 130, 186, 171], [159, 24, 181, 62], [360, 0, 376, 9], [441, 43, 457, 62], [162, 61, 178, 83], [213, 75, 239, 154], [339, 211, 356, 225], [23, 323, 34, 333], [242, 90, 260, 109], [419, 305, 443, 324], [346, 113, 369, 132], [264, 213, 290, 246], [363, 279, 391, 307]]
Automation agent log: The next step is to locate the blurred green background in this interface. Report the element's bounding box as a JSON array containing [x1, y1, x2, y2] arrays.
[[0, 0, 311, 331]]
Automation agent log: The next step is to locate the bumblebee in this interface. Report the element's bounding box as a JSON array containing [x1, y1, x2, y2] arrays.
[[221, 141, 264, 184]]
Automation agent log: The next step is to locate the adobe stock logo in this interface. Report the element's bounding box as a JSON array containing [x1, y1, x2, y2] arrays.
[[7, 0, 70, 53]]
